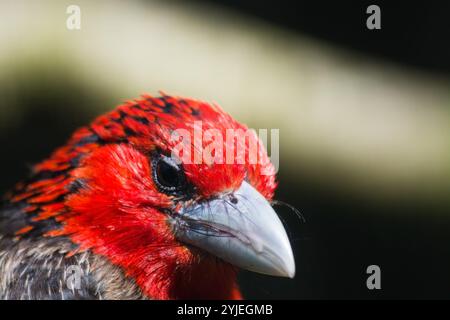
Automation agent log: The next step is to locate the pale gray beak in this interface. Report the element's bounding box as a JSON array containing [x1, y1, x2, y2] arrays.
[[169, 181, 295, 278]]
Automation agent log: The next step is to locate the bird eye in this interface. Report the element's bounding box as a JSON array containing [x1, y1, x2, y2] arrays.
[[152, 154, 186, 195]]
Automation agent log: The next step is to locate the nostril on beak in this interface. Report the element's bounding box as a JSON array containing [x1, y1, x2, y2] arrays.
[[229, 195, 238, 204]]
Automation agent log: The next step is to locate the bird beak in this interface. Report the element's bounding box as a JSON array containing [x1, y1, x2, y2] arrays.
[[168, 181, 295, 278]]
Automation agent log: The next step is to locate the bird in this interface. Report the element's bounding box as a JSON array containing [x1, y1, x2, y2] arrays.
[[0, 93, 295, 300]]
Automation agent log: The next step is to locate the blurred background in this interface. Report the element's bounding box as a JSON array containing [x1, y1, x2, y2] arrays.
[[1, 0, 450, 299]]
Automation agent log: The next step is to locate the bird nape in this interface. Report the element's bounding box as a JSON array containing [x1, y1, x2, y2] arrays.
[[0, 93, 295, 300]]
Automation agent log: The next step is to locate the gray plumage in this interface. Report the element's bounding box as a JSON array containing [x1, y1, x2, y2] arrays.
[[0, 235, 144, 299]]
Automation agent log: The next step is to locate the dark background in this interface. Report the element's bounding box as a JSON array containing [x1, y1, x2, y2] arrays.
[[195, 0, 450, 76], [1, 0, 450, 299]]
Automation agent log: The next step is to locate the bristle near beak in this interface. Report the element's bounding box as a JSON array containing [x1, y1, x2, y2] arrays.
[[169, 181, 296, 278]]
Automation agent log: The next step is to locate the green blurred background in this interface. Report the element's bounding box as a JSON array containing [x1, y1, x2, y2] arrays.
[[1, 0, 450, 298]]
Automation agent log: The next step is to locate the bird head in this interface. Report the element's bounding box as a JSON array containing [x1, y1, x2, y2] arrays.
[[11, 94, 295, 299]]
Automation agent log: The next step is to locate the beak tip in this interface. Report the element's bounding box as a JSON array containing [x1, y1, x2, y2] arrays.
[[282, 257, 296, 279], [279, 244, 296, 278], [287, 267, 296, 279], [284, 262, 295, 278], [264, 250, 295, 278]]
